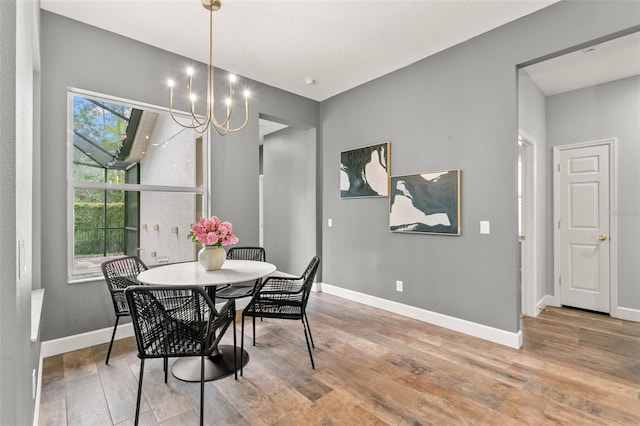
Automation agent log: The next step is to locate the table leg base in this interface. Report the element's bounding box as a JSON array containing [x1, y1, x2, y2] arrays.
[[171, 345, 248, 382]]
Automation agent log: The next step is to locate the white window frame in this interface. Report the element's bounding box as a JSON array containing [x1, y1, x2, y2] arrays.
[[66, 87, 210, 283]]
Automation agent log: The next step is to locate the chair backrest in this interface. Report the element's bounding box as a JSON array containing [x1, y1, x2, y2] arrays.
[[226, 246, 266, 262], [125, 285, 229, 359], [227, 247, 266, 286], [101, 256, 148, 315], [300, 256, 320, 311]]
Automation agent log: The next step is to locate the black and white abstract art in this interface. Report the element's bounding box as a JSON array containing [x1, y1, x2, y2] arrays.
[[389, 170, 461, 235], [340, 142, 390, 198]]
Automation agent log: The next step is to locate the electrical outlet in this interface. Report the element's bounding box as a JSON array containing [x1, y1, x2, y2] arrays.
[[396, 280, 403, 292]]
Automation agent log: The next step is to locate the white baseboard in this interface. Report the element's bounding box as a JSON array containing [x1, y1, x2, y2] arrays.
[[536, 295, 558, 313], [40, 299, 250, 358], [41, 281, 525, 358], [535, 294, 639, 323], [41, 322, 134, 358], [616, 306, 640, 322], [318, 283, 522, 349]]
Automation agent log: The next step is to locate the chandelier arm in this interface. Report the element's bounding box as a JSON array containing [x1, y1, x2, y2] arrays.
[[212, 97, 249, 133], [185, 74, 210, 127], [211, 103, 233, 129], [212, 124, 229, 136]]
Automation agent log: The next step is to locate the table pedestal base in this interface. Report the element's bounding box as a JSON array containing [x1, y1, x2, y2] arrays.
[[171, 345, 248, 382]]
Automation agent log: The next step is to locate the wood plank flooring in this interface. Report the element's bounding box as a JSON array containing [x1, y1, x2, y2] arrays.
[[38, 293, 640, 425]]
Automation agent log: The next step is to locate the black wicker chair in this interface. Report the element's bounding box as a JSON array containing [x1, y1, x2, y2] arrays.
[[101, 256, 148, 364], [125, 285, 236, 426], [241, 256, 320, 374], [215, 247, 266, 301]]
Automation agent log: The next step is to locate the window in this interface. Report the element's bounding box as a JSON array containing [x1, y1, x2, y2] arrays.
[[67, 89, 208, 281]]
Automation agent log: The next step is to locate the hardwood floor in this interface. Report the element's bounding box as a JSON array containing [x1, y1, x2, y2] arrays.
[[39, 293, 640, 425]]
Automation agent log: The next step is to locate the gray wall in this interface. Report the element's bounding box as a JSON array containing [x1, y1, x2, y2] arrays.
[[518, 69, 550, 306], [0, 2, 19, 423], [39, 11, 319, 340], [320, 1, 640, 333], [547, 75, 640, 310], [1, 0, 40, 425], [263, 127, 317, 275]]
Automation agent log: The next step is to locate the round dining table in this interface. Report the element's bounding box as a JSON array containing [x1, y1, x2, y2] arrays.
[[137, 259, 276, 382]]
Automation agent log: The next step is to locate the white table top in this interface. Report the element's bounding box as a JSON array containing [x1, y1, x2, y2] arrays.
[[137, 260, 276, 286]]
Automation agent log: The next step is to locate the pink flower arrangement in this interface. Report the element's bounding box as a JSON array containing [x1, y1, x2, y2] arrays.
[[188, 216, 239, 247]]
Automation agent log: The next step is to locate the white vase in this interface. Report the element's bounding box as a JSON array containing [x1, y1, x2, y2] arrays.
[[198, 246, 226, 271]]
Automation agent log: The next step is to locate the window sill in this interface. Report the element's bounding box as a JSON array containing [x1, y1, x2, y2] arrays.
[[68, 275, 104, 285]]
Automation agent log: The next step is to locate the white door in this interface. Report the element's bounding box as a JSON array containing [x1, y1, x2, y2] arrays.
[[555, 143, 610, 313]]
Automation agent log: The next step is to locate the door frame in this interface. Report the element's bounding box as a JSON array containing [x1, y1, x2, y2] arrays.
[[552, 138, 618, 317], [518, 131, 537, 317]]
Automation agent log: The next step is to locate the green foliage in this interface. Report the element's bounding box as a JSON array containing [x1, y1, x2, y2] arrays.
[[74, 202, 124, 228], [74, 202, 125, 256], [73, 96, 130, 154]]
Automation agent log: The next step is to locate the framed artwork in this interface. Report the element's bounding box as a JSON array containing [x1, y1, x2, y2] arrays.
[[389, 169, 461, 235], [340, 142, 390, 198]]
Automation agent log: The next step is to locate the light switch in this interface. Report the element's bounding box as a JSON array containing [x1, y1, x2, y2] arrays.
[[480, 221, 491, 234], [328, 218, 333, 227]]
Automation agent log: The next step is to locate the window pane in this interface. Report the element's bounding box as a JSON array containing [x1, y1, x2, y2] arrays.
[[139, 191, 203, 266], [72, 94, 201, 188], [73, 189, 124, 278], [138, 116, 200, 187], [73, 189, 203, 278]]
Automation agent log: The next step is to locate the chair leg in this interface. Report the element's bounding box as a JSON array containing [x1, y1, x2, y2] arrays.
[[163, 357, 168, 383], [105, 316, 120, 365], [302, 319, 315, 369], [233, 316, 238, 380], [200, 355, 205, 426], [304, 312, 315, 348], [252, 315, 256, 346], [240, 315, 246, 377], [134, 358, 145, 426]]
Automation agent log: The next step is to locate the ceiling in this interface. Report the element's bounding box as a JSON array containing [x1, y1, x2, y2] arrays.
[[41, 0, 640, 101], [524, 30, 640, 96], [41, 0, 562, 102]]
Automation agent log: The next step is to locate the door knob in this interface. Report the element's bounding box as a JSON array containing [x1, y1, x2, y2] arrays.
[[592, 234, 607, 241]]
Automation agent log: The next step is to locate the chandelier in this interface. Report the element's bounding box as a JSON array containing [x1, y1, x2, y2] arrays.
[[167, 0, 250, 135]]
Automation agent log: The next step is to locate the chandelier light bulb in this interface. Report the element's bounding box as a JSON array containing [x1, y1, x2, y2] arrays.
[[190, 94, 197, 102], [167, 79, 175, 88], [243, 90, 251, 98], [187, 67, 194, 76], [225, 98, 232, 106], [229, 74, 237, 83]]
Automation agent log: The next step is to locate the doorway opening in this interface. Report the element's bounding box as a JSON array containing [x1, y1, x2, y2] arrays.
[[518, 134, 536, 317], [259, 116, 317, 275]]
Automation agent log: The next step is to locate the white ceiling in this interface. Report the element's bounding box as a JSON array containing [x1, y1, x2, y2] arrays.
[[524, 31, 640, 96], [41, 0, 562, 102]]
